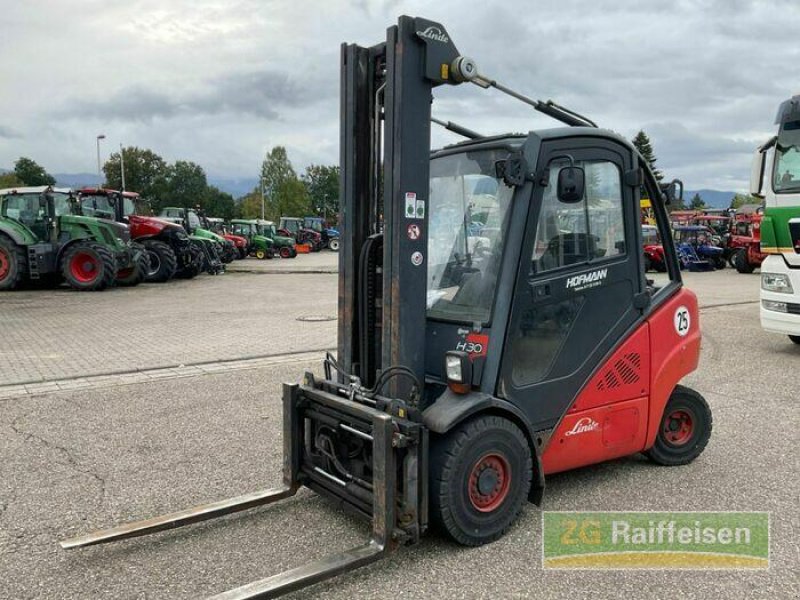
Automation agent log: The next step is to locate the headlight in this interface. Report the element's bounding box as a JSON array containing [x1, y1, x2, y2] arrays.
[[761, 273, 794, 294], [762, 299, 788, 313], [444, 351, 472, 394], [445, 354, 464, 382]]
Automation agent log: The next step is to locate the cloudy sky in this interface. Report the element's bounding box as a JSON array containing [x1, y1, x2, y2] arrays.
[[0, 0, 797, 191]]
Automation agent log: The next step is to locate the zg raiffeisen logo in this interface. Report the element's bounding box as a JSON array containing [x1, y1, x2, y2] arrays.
[[542, 512, 769, 569]]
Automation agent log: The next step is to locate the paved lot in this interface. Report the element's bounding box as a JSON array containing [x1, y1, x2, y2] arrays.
[[1, 265, 798, 599], [0, 253, 339, 387]]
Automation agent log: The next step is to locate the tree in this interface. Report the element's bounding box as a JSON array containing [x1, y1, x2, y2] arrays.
[[202, 185, 237, 220], [161, 161, 208, 210], [689, 193, 705, 209], [14, 157, 56, 186], [730, 193, 759, 210], [238, 191, 263, 219], [631, 131, 663, 182], [259, 146, 310, 220], [103, 147, 168, 201], [0, 172, 21, 188], [302, 164, 339, 219]]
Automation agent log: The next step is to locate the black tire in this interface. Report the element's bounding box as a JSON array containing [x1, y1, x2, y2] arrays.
[[645, 385, 712, 466], [430, 415, 532, 546], [142, 239, 178, 283], [221, 245, 236, 264], [116, 242, 149, 287], [61, 242, 116, 291], [789, 335, 800, 345], [238, 247, 248, 260], [255, 248, 269, 260], [176, 243, 203, 279], [713, 256, 726, 270], [643, 254, 652, 273], [279, 246, 293, 259], [0, 236, 26, 291], [734, 248, 755, 274]]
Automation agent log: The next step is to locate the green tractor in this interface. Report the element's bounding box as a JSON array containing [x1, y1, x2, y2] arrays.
[[229, 219, 273, 259], [229, 219, 298, 259], [256, 219, 298, 258], [0, 186, 146, 291], [160, 207, 237, 264]]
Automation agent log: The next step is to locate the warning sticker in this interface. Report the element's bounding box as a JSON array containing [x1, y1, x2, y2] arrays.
[[405, 192, 417, 218], [407, 223, 421, 240]]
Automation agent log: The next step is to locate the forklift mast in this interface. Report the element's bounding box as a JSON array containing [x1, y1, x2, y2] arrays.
[[338, 16, 465, 389]]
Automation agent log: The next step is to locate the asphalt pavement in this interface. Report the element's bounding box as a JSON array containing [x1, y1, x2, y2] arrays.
[[0, 265, 798, 599]]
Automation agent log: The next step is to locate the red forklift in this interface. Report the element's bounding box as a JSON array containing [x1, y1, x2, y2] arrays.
[[60, 16, 711, 598]]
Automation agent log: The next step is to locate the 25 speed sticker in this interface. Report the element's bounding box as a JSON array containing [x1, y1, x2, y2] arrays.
[[674, 305, 691, 337]]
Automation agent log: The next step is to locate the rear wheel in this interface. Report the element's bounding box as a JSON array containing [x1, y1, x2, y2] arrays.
[[734, 248, 755, 274], [0, 237, 26, 291], [430, 415, 532, 546], [646, 385, 712, 466], [713, 256, 726, 270], [328, 238, 340, 252], [789, 335, 800, 345], [142, 239, 178, 282], [61, 242, 116, 291]]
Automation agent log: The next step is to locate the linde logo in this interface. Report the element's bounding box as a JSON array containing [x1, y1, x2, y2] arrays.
[[565, 268, 608, 290], [564, 417, 600, 437], [416, 26, 449, 43]]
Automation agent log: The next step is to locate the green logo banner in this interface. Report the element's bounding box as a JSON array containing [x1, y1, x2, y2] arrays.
[[542, 512, 769, 569]]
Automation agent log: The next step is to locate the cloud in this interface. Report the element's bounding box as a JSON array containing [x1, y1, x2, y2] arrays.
[[0, 125, 21, 139], [54, 69, 327, 123]]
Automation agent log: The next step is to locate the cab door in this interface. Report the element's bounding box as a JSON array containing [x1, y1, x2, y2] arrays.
[[498, 138, 643, 430]]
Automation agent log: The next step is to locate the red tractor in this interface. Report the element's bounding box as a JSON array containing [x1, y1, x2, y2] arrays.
[[729, 208, 766, 273], [205, 217, 249, 259], [77, 188, 204, 282], [642, 224, 667, 272]]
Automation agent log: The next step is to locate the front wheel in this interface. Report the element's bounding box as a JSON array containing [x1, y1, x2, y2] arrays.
[[430, 415, 532, 546], [279, 246, 295, 259], [328, 238, 340, 252], [0, 237, 26, 291], [645, 385, 712, 466], [61, 242, 116, 291], [734, 249, 755, 274]]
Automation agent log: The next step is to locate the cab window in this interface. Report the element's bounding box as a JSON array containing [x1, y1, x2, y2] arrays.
[[532, 159, 626, 273]]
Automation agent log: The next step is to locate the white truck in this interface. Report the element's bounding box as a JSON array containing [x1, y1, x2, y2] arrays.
[[751, 95, 800, 344]]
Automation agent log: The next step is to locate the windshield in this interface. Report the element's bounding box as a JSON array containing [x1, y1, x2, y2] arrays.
[[80, 194, 116, 219], [1, 192, 72, 220], [426, 149, 514, 324], [774, 120, 800, 193], [305, 219, 323, 232], [642, 227, 660, 245]]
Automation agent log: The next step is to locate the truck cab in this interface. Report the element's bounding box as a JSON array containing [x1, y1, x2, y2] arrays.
[[750, 96, 800, 342]]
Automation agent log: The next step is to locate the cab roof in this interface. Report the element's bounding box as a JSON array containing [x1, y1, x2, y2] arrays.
[[0, 185, 72, 195]]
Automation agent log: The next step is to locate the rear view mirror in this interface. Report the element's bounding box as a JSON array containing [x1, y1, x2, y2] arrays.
[[557, 166, 585, 203], [750, 148, 766, 197]]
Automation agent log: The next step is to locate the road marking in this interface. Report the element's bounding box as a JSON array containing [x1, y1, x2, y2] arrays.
[[0, 349, 331, 401]]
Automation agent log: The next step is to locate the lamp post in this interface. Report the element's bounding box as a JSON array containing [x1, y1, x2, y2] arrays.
[[119, 143, 126, 191], [96, 134, 106, 186], [260, 177, 265, 220]]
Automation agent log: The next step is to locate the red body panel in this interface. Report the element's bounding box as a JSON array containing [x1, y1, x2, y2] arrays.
[[127, 214, 182, 238], [541, 288, 701, 474], [223, 233, 247, 248]]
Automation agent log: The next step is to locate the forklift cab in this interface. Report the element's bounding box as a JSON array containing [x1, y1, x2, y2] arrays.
[[423, 130, 681, 435]]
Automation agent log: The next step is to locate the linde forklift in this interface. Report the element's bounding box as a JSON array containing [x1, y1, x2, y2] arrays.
[[60, 16, 712, 599]]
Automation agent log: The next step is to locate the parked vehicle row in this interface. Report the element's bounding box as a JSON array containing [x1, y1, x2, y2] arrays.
[[0, 185, 339, 292], [642, 205, 766, 274]]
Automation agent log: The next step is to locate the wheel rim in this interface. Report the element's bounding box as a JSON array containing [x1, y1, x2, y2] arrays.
[[69, 251, 100, 283], [280, 247, 290, 258], [256, 250, 266, 259], [662, 409, 694, 446], [0, 248, 10, 281], [146, 251, 161, 276], [468, 453, 511, 512]]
